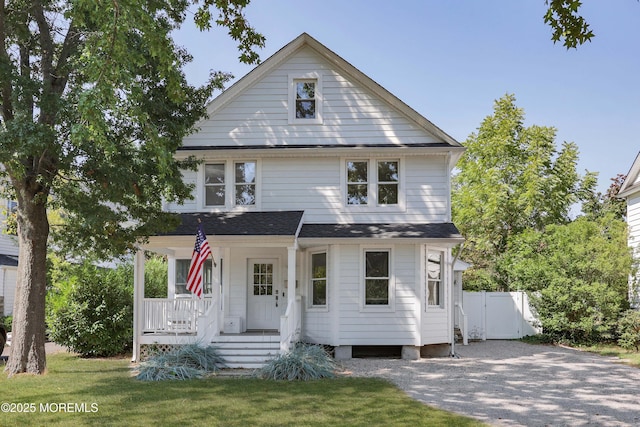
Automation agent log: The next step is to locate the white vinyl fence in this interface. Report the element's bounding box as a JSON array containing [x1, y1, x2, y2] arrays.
[[462, 291, 540, 340]]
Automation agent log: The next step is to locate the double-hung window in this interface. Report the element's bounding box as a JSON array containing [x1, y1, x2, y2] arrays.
[[310, 252, 327, 307], [204, 163, 225, 206], [345, 159, 401, 207], [377, 161, 399, 205], [234, 161, 256, 206], [204, 161, 257, 208], [295, 80, 317, 119], [364, 250, 390, 306], [289, 73, 322, 124], [427, 250, 444, 308], [176, 259, 213, 296], [347, 161, 369, 205]]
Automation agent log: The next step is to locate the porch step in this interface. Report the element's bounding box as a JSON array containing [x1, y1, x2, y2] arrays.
[[213, 334, 281, 369]]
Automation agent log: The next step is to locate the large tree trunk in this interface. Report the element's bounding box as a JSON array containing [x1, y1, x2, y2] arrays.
[[5, 184, 50, 376]]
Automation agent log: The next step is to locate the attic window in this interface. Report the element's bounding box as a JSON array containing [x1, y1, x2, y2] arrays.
[[295, 80, 316, 119], [289, 73, 322, 124]]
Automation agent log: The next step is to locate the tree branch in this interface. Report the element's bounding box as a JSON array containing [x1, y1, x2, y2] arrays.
[[52, 20, 80, 96], [0, 0, 14, 121]]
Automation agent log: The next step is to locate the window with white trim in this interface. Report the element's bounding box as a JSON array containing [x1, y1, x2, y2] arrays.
[[364, 250, 390, 305], [289, 74, 322, 124], [427, 250, 444, 308], [295, 80, 317, 119], [310, 251, 327, 307], [377, 161, 399, 205], [204, 163, 225, 206], [176, 259, 213, 296], [234, 161, 256, 205], [345, 159, 401, 207], [347, 160, 368, 205]]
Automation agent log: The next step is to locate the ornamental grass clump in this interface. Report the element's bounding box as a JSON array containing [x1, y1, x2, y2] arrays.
[[136, 344, 226, 381], [256, 343, 336, 381]]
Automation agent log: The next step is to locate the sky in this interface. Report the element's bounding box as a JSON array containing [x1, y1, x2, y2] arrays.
[[172, 0, 640, 194]]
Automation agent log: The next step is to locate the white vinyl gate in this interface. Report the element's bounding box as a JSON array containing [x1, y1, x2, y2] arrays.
[[462, 291, 540, 340]]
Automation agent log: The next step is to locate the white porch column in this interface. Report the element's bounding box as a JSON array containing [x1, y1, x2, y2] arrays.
[[132, 249, 145, 362], [287, 243, 302, 344], [287, 245, 297, 307]]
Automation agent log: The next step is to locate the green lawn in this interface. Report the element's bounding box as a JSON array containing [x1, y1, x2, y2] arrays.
[[1, 353, 484, 427], [576, 344, 640, 367]]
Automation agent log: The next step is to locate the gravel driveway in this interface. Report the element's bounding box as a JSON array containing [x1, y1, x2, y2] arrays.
[[339, 340, 640, 426]]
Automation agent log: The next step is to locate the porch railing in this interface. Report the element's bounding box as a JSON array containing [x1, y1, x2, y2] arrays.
[[196, 296, 220, 343], [280, 295, 302, 352], [454, 302, 469, 345], [143, 297, 212, 334]]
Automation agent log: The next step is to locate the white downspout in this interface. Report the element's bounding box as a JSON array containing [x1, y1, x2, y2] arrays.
[[450, 243, 465, 357]]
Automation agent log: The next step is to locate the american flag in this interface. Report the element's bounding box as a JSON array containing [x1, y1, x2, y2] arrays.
[[186, 224, 212, 298]]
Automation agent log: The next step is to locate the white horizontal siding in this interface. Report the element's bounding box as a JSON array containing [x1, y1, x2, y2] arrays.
[[261, 157, 341, 220], [628, 195, 640, 252], [302, 311, 331, 343], [0, 234, 18, 257], [0, 199, 18, 256], [628, 195, 640, 302], [183, 46, 439, 148], [335, 245, 421, 346], [422, 310, 449, 344], [175, 155, 450, 224], [165, 170, 197, 213], [1, 267, 17, 316]]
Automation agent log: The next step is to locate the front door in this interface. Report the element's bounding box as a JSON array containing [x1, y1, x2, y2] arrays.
[[246, 259, 281, 330]]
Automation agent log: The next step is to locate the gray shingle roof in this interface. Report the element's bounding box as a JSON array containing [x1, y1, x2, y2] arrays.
[[299, 223, 463, 240], [0, 254, 18, 267], [165, 211, 305, 236]]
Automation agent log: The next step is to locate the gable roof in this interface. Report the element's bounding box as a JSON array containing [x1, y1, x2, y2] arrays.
[[618, 151, 640, 199], [196, 32, 461, 149]]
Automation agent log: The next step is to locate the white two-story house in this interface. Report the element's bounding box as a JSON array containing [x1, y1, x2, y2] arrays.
[[132, 33, 465, 367], [618, 152, 640, 307]]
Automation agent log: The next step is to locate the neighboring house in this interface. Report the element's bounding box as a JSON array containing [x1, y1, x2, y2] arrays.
[[618, 152, 640, 308], [132, 33, 465, 367], [0, 198, 18, 317]]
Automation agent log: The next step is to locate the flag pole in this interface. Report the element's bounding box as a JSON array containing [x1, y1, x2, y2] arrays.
[[197, 217, 216, 267]]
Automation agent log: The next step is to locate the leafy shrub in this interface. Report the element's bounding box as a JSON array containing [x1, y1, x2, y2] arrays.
[[47, 259, 133, 357], [136, 344, 226, 381], [617, 310, 640, 351], [531, 279, 628, 343], [498, 217, 631, 344], [256, 343, 336, 381], [1, 315, 11, 332], [144, 255, 168, 298]]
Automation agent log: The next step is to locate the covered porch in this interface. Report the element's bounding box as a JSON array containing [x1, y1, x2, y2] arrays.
[[132, 211, 305, 365]]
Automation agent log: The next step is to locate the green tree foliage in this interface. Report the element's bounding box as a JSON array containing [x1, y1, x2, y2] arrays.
[[0, 1, 263, 375], [544, 0, 594, 49], [144, 255, 169, 298], [452, 93, 596, 290], [497, 215, 631, 343], [581, 174, 628, 221], [617, 310, 640, 351], [45, 253, 166, 355], [47, 258, 134, 357]]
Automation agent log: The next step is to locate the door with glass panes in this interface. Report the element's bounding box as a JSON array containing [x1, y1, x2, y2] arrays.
[[246, 259, 283, 330]]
